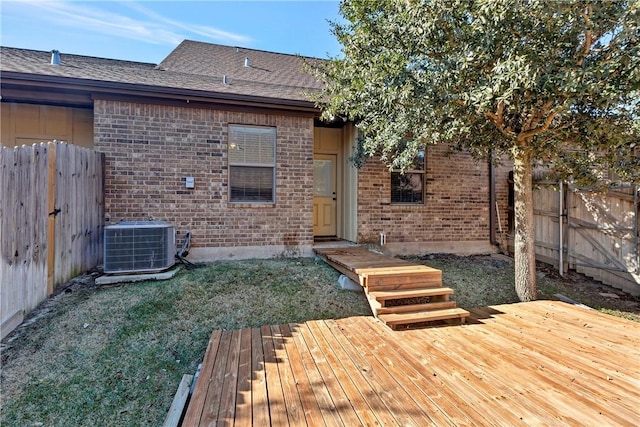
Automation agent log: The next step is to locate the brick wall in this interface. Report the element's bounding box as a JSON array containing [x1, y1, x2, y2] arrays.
[[494, 157, 513, 237], [357, 145, 499, 245], [93, 100, 314, 256]]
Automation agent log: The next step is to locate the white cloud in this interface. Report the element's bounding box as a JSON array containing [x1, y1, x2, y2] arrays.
[[123, 2, 252, 45], [4, 0, 252, 46]]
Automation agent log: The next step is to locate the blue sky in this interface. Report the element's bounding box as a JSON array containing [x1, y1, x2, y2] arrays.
[[0, 0, 344, 63]]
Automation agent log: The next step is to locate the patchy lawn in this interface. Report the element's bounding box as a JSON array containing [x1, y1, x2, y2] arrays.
[[2, 254, 638, 426], [403, 253, 640, 322], [0, 258, 371, 427]]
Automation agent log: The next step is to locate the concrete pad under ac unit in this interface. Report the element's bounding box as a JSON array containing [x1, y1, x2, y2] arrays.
[[96, 266, 181, 286]]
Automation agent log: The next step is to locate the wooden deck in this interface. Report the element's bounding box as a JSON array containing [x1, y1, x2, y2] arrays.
[[182, 300, 640, 426]]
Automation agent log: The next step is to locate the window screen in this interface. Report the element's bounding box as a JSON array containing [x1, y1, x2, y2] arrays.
[[391, 149, 425, 204], [228, 125, 276, 203]]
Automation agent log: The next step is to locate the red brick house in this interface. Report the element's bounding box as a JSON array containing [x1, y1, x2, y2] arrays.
[[1, 40, 510, 260]]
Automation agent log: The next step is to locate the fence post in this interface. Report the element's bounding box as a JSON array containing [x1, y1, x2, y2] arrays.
[[566, 186, 571, 270], [47, 142, 56, 295], [635, 185, 639, 275], [559, 181, 564, 276]]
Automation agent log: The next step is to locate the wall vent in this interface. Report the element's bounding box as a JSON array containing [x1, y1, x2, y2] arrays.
[[104, 221, 175, 274]]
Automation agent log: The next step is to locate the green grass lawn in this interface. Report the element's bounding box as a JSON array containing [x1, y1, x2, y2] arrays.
[[2, 255, 637, 426], [1, 258, 371, 427], [405, 254, 640, 322]]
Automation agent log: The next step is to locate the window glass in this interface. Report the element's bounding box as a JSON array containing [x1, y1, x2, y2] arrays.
[[229, 125, 276, 203], [391, 149, 425, 204], [313, 159, 333, 197], [230, 166, 274, 202]]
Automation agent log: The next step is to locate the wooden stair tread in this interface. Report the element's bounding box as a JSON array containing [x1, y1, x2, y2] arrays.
[[377, 301, 457, 315], [369, 287, 454, 300], [378, 308, 470, 326], [359, 266, 439, 275], [366, 280, 443, 291]]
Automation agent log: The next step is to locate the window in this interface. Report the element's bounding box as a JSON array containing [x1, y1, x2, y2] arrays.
[[391, 149, 425, 204], [228, 125, 276, 203]]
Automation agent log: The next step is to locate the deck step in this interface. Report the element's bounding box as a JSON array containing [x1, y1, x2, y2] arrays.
[[366, 282, 446, 291], [365, 271, 442, 290], [317, 246, 470, 330], [378, 308, 470, 329], [369, 287, 454, 301], [358, 265, 436, 275], [377, 301, 457, 315]]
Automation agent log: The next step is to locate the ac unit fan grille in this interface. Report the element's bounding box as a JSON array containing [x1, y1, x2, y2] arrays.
[[104, 222, 175, 274]]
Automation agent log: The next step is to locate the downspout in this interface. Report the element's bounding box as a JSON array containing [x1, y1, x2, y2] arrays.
[[489, 151, 497, 246]]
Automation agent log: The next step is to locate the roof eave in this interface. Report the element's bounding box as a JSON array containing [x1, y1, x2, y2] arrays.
[[0, 71, 320, 113]]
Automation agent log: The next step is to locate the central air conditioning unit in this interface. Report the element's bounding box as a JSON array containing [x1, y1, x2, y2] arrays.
[[104, 221, 176, 274]]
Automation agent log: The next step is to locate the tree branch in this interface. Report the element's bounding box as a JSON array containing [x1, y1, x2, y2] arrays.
[[486, 101, 516, 139], [523, 108, 537, 132], [577, 5, 595, 66], [523, 99, 554, 132], [519, 109, 558, 141]]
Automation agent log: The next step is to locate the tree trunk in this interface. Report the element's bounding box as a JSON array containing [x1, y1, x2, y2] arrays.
[[512, 147, 537, 301]]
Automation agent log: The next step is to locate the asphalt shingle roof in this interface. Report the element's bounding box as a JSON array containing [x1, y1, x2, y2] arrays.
[[158, 40, 323, 91], [0, 40, 323, 104]]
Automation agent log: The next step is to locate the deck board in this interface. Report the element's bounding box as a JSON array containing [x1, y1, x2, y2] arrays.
[[270, 324, 305, 427], [304, 321, 382, 426], [310, 317, 396, 426], [260, 325, 289, 427], [329, 318, 435, 426], [345, 317, 455, 426], [234, 328, 252, 426], [352, 317, 474, 427], [290, 323, 344, 427], [200, 329, 232, 424], [182, 330, 222, 425], [281, 323, 326, 426], [468, 306, 640, 417], [218, 329, 242, 425], [466, 305, 640, 424], [249, 328, 269, 427], [184, 301, 640, 426], [388, 323, 523, 426], [314, 247, 429, 280], [295, 323, 362, 427]]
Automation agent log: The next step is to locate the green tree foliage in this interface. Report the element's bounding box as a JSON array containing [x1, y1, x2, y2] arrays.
[[310, 0, 639, 301]]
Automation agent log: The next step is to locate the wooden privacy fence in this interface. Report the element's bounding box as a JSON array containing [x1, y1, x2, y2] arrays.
[[1, 141, 104, 339], [532, 182, 639, 296]]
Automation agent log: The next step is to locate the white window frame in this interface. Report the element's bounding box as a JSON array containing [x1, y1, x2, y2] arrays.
[[228, 124, 276, 204], [390, 149, 425, 205]]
